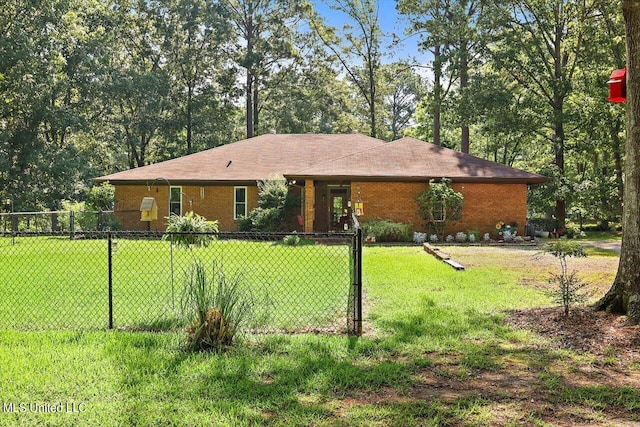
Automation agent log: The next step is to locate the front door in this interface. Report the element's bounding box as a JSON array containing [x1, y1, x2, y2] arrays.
[[329, 188, 349, 231]]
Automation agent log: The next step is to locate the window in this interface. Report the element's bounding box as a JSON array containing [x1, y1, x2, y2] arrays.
[[169, 186, 182, 216], [234, 186, 247, 219], [432, 201, 445, 222]]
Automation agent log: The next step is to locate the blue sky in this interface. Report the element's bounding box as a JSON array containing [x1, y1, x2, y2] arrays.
[[311, 0, 430, 65]]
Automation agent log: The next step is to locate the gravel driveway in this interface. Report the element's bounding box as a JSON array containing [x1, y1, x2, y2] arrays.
[[579, 239, 621, 254]]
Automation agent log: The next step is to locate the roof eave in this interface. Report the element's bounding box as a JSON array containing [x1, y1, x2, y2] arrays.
[[286, 174, 549, 184]]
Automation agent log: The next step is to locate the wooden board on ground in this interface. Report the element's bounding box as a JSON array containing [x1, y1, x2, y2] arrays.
[[423, 243, 465, 270]]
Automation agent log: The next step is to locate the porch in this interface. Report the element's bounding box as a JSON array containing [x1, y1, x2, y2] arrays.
[[302, 180, 352, 233]]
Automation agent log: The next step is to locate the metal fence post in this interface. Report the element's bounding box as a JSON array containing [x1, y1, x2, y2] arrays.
[[69, 210, 75, 240], [352, 227, 363, 336], [108, 232, 113, 329]]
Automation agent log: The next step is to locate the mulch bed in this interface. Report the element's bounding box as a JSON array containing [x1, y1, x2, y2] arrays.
[[505, 306, 640, 360]]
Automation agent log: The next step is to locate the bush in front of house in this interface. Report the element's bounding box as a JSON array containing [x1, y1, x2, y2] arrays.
[[362, 219, 411, 243], [238, 207, 283, 232], [282, 234, 301, 246], [415, 178, 464, 241], [239, 174, 300, 232]]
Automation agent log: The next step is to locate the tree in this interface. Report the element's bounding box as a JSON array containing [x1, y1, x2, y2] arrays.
[[415, 178, 463, 239], [257, 52, 360, 134], [0, 0, 116, 210], [595, 1, 640, 323], [159, 0, 235, 154], [398, 0, 496, 152], [397, 0, 452, 146], [222, 0, 310, 138], [490, 0, 599, 228], [544, 241, 587, 316], [381, 63, 426, 140], [109, 0, 171, 168], [312, 0, 383, 138]]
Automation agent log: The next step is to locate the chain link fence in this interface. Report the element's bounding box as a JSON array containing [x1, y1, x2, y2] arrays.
[[0, 211, 117, 233], [0, 230, 362, 335]]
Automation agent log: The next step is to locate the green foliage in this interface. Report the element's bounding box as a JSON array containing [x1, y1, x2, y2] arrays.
[[415, 178, 464, 239], [312, 0, 384, 138], [59, 200, 94, 231], [86, 182, 116, 211], [164, 211, 219, 248], [543, 241, 588, 316], [181, 261, 253, 352], [239, 175, 299, 232], [362, 219, 411, 242], [257, 175, 288, 209], [528, 217, 558, 233], [544, 241, 587, 260], [238, 207, 283, 232], [282, 234, 301, 246]]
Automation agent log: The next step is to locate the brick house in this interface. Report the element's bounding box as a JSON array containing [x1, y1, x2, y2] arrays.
[[96, 133, 547, 236]]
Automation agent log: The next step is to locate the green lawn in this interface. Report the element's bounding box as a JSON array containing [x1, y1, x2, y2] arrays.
[[0, 245, 635, 426], [0, 235, 351, 331]]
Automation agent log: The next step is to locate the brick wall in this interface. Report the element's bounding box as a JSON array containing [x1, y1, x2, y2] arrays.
[[114, 184, 258, 231], [115, 180, 528, 235], [350, 181, 528, 237]]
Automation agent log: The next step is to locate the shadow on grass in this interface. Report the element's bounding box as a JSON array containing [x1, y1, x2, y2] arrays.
[[103, 332, 416, 425], [100, 298, 640, 425], [375, 297, 510, 349]]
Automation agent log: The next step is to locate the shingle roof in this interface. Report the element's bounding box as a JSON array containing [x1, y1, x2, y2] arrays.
[[290, 137, 548, 183], [96, 134, 547, 184]]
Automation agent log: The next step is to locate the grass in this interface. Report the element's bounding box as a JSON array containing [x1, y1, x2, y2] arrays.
[[0, 235, 350, 331], [0, 245, 635, 425]]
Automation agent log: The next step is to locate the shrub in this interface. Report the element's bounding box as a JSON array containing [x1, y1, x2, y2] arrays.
[[282, 234, 300, 246], [415, 178, 464, 240], [181, 262, 253, 352], [413, 232, 427, 244], [239, 207, 282, 232], [86, 182, 116, 211], [361, 220, 411, 242], [59, 200, 96, 231], [240, 174, 300, 232], [528, 217, 557, 232], [164, 211, 219, 248], [455, 232, 467, 243], [543, 241, 588, 316]]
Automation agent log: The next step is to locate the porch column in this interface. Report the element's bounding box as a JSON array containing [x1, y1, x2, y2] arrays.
[[304, 179, 314, 233]]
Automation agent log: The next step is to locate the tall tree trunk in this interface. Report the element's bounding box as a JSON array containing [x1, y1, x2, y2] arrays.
[[460, 40, 469, 154], [595, 0, 640, 323], [253, 81, 259, 135], [369, 52, 377, 138], [554, 118, 566, 227], [612, 118, 625, 217], [245, 4, 254, 139], [187, 83, 193, 154], [433, 44, 442, 146], [553, 2, 566, 228]]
